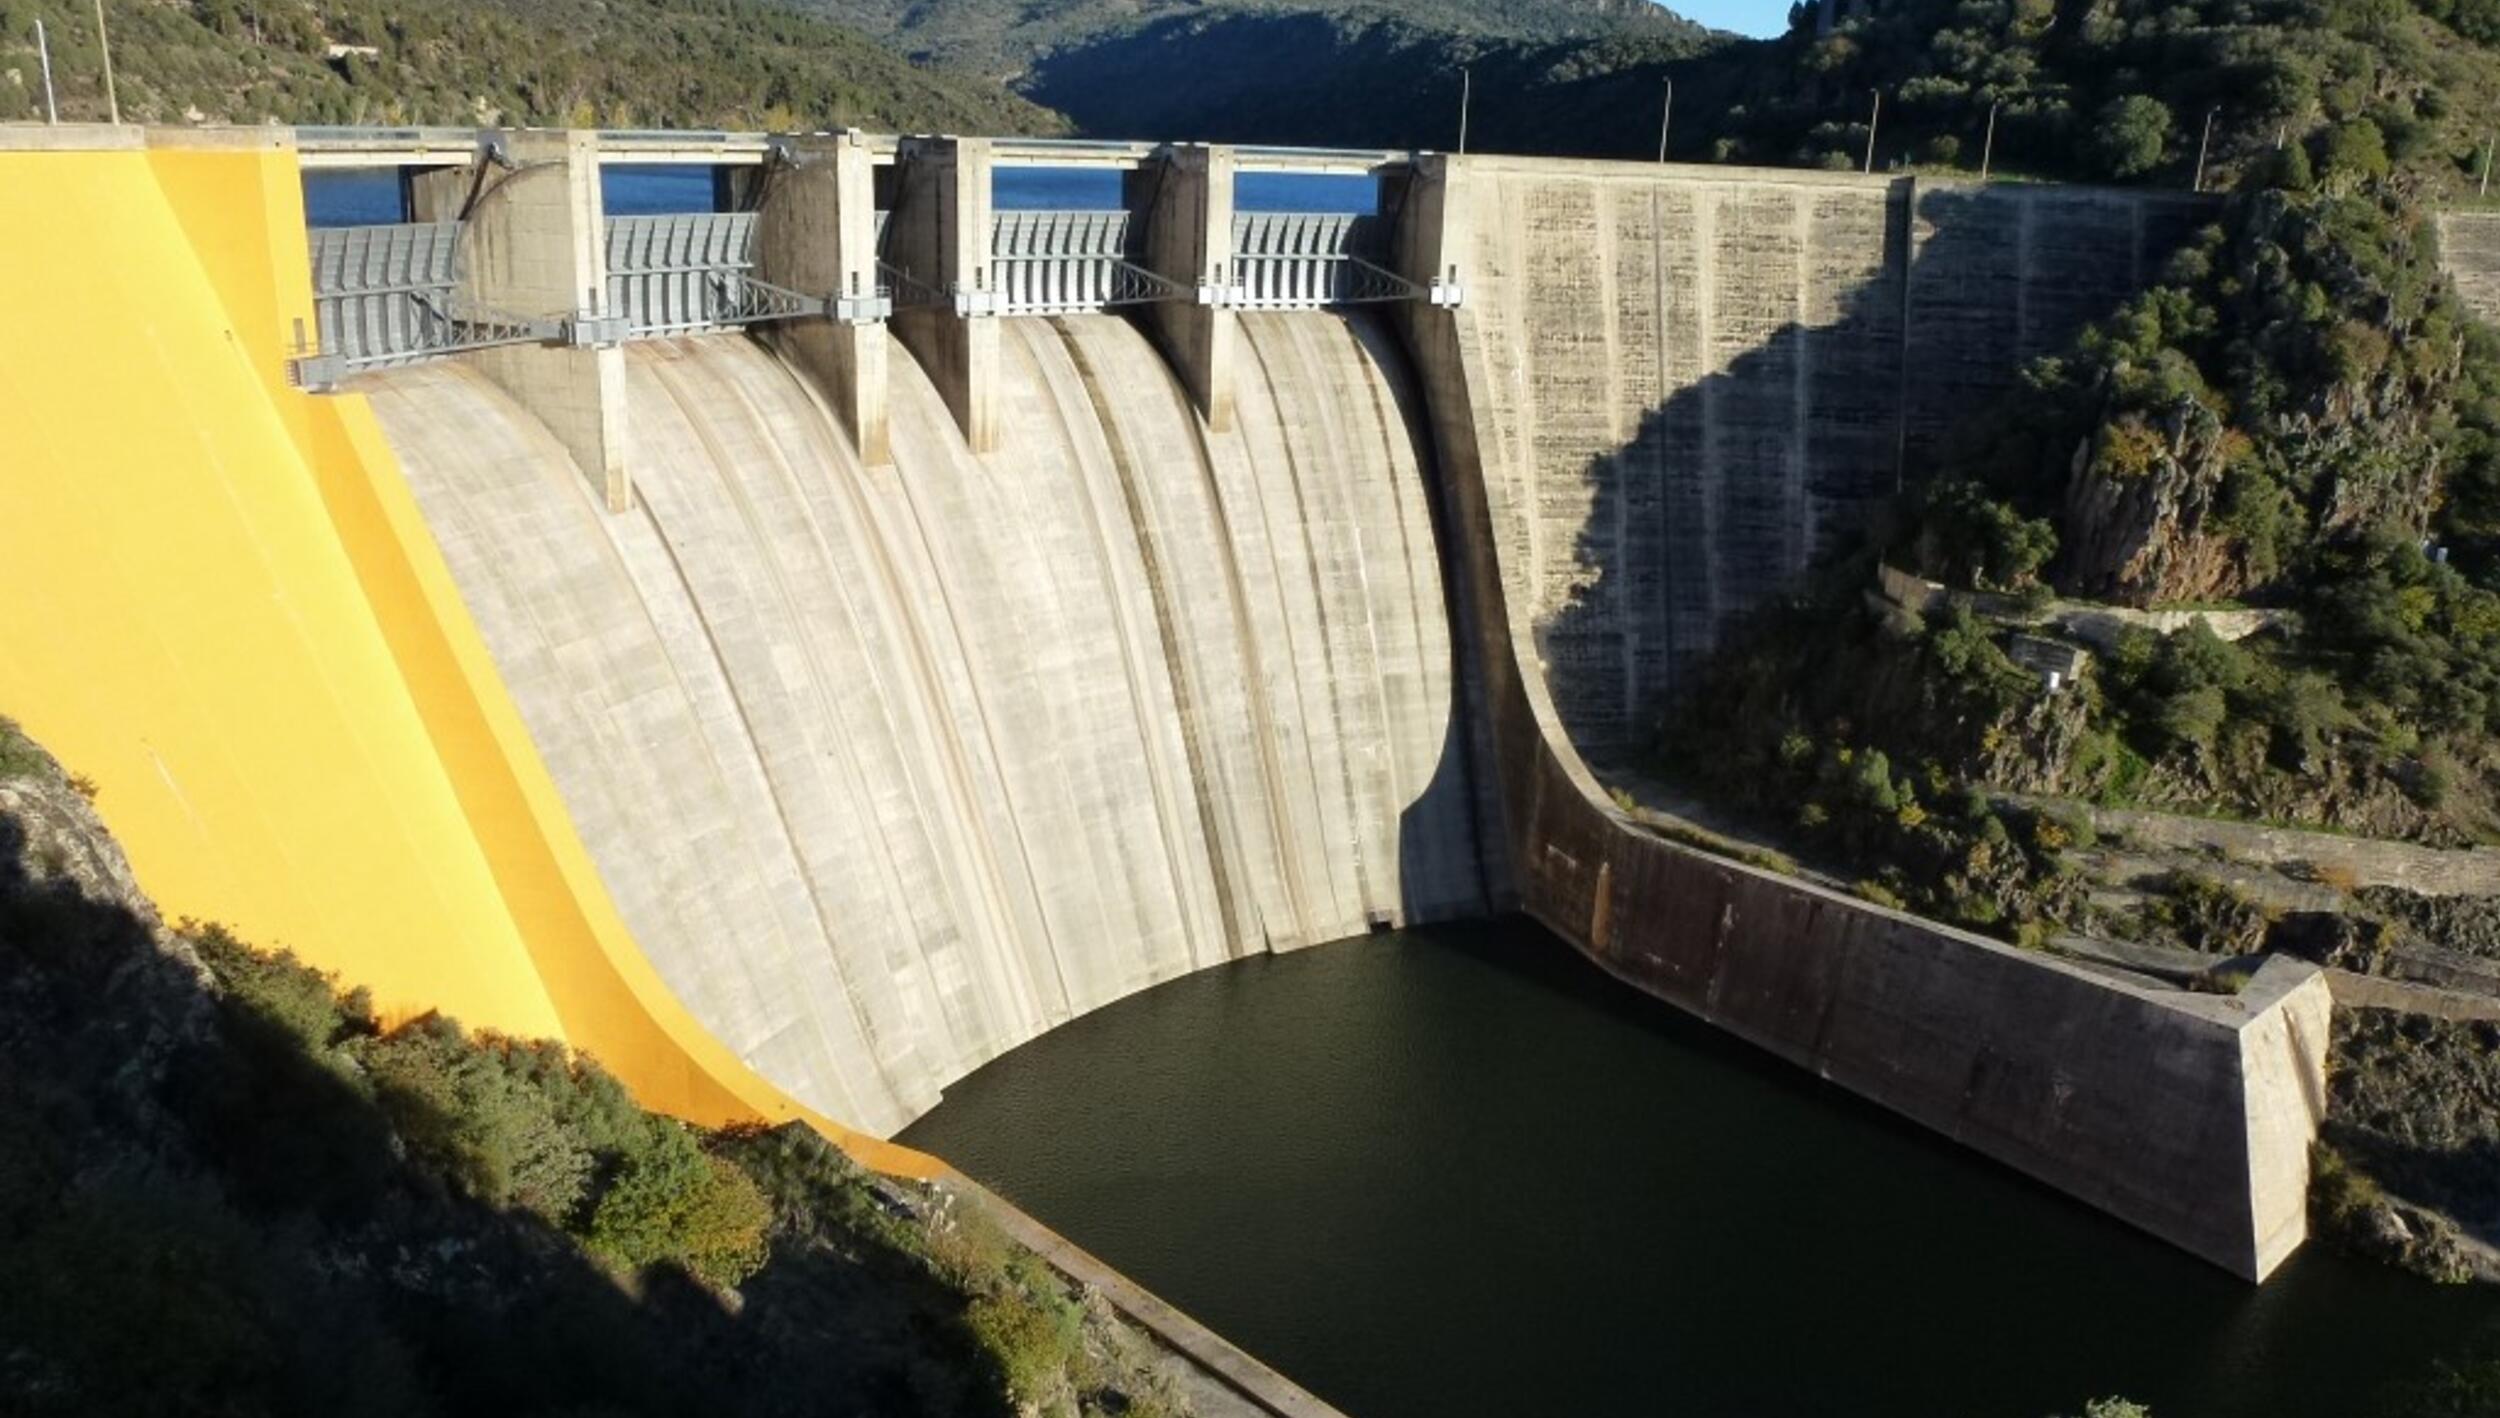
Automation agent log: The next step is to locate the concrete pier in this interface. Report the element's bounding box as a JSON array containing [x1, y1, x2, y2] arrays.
[[886, 135, 1000, 452], [411, 130, 633, 511], [758, 130, 891, 465], [1130, 143, 1238, 431]]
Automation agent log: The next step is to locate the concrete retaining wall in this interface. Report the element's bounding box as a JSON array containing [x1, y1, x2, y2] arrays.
[[1397, 154, 2329, 1281], [1441, 155, 2209, 751]]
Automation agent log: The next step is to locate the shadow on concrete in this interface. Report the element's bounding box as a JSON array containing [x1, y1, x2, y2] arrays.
[[1520, 182, 2203, 764], [0, 795, 1017, 1418]]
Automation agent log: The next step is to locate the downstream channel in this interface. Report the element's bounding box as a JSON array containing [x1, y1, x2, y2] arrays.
[[898, 921, 2500, 1418]]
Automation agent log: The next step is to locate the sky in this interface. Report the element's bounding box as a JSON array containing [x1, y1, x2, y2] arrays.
[[1670, 0, 1793, 37]]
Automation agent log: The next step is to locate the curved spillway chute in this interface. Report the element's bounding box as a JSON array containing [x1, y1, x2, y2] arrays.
[[366, 310, 1485, 1136]]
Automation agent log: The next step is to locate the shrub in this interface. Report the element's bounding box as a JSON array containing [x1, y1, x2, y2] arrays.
[[2091, 95, 2175, 178], [358, 1017, 594, 1223], [585, 1129, 772, 1288], [185, 921, 369, 1059], [963, 1292, 1082, 1405]]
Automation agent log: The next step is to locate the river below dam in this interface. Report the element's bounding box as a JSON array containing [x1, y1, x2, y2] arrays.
[[898, 920, 2500, 1418]]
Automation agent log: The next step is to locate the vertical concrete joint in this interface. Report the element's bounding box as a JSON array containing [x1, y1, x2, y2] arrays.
[[758, 130, 891, 465], [889, 135, 999, 453], [452, 128, 633, 512], [1134, 143, 1237, 433]]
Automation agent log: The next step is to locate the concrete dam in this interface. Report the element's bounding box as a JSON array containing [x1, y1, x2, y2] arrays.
[[365, 312, 1484, 1134], [1, 121, 2329, 1383]]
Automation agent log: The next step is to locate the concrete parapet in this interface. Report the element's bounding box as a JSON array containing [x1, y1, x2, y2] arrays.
[[758, 131, 890, 465], [1396, 153, 2329, 1282], [414, 129, 632, 511], [1130, 143, 1237, 431], [888, 135, 999, 452]]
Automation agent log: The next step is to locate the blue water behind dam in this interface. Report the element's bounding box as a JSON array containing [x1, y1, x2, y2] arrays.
[[900, 921, 2500, 1418], [301, 164, 1377, 226]]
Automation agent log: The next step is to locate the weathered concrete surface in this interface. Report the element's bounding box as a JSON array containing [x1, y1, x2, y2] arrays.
[[2439, 210, 2500, 323], [1397, 153, 2327, 1281], [364, 310, 1485, 1135], [1439, 155, 2207, 751]]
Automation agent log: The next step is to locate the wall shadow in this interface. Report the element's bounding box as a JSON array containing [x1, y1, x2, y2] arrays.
[[0, 793, 1018, 1418], [1519, 180, 2208, 763]]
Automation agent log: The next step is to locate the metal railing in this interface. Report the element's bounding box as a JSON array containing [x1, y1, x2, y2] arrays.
[[606, 211, 886, 335], [1230, 212, 1422, 308], [296, 222, 547, 385], [989, 210, 1187, 313]]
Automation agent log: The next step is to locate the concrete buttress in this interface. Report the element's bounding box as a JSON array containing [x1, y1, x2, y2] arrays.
[[416, 129, 632, 511], [1130, 143, 1237, 431], [888, 135, 999, 452], [758, 130, 891, 465]]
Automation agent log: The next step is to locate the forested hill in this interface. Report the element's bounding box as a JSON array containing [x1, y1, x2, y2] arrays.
[[797, 0, 1707, 82], [1009, 0, 2500, 181], [0, 0, 1066, 131]]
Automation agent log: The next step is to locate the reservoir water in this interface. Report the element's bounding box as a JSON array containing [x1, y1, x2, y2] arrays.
[[301, 164, 1379, 226], [899, 921, 2500, 1418]]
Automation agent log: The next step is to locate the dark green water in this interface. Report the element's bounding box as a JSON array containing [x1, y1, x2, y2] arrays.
[[899, 921, 2500, 1418]]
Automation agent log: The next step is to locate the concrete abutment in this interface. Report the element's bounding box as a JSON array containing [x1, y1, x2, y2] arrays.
[[1384, 151, 2327, 1282]]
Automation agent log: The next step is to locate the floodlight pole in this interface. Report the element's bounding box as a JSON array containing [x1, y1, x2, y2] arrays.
[[94, 0, 118, 125], [35, 18, 57, 124]]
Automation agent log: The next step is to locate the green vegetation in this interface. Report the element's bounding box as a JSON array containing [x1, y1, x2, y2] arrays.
[[0, 0, 1063, 129], [0, 718, 1186, 1418], [1665, 158, 2500, 871], [1660, 598, 2086, 944]]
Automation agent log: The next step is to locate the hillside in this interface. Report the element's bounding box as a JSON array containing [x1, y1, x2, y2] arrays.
[[793, 0, 1707, 86], [1012, 0, 2500, 179], [0, 717, 1190, 1417], [0, 0, 1065, 130]]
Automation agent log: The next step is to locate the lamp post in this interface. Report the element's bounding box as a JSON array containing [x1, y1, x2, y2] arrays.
[[93, 0, 118, 125], [2193, 105, 2219, 193], [1657, 77, 1673, 163], [1457, 66, 1471, 156], [35, 18, 57, 125]]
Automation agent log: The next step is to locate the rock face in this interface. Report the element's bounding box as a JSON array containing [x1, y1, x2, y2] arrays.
[[2055, 399, 2254, 606], [0, 725, 212, 1082]]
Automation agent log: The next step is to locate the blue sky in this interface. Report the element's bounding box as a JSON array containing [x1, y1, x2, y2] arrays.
[[1671, 0, 1792, 37]]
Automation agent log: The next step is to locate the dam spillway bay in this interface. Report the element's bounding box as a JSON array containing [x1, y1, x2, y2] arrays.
[[1, 122, 2340, 1409]]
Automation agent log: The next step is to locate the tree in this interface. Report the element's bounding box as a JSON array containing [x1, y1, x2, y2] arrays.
[[2091, 96, 2175, 179], [2317, 117, 2391, 191]]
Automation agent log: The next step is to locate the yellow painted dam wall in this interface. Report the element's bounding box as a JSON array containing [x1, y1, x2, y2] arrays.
[[0, 133, 933, 1175]]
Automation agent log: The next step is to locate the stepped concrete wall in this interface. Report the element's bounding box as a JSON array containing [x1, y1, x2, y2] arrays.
[[365, 312, 1486, 1134], [1397, 153, 2328, 1280]]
